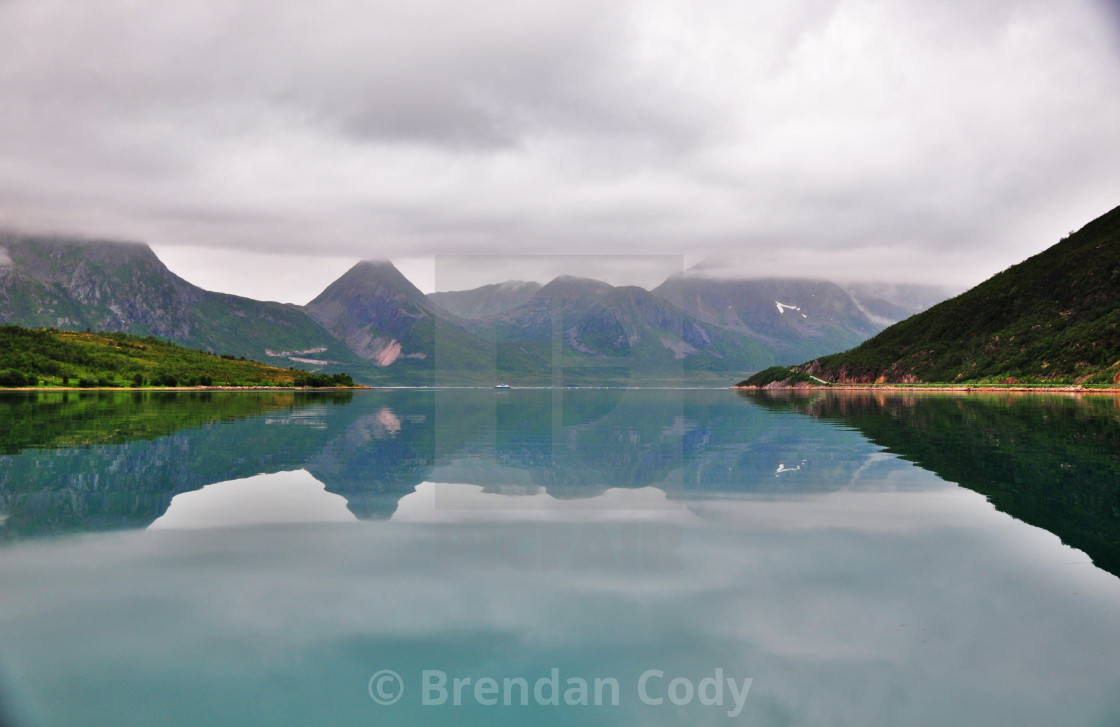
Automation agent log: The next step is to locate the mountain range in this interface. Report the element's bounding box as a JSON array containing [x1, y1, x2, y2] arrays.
[[0, 232, 365, 375], [0, 231, 947, 385]]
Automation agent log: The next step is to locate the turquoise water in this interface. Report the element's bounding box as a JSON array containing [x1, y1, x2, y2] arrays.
[[0, 389, 1118, 725]]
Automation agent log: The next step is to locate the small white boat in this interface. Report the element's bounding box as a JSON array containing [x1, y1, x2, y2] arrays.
[[495, 383, 511, 389]]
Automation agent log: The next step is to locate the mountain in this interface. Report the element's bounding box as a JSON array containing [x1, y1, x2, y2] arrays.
[[796, 203, 1120, 384], [0, 233, 358, 371], [436, 278, 774, 383], [423, 273, 915, 382], [480, 275, 616, 341], [304, 260, 546, 384], [1, 230, 950, 387], [653, 276, 887, 363], [563, 286, 772, 373], [304, 260, 437, 365], [427, 280, 541, 319]]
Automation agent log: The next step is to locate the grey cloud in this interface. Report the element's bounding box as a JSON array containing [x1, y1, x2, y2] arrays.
[[1100, 0, 1120, 35], [0, 0, 697, 151], [0, 0, 1119, 296]]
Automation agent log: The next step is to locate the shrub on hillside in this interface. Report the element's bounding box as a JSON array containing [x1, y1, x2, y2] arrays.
[[293, 372, 354, 387], [0, 370, 32, 387]]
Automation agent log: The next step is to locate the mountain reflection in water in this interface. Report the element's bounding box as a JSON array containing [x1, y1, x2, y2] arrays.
[[1, 389, 1119, 727], [1, 388, 1119, 579]]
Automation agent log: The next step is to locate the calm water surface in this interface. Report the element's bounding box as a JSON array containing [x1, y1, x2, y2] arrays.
[[0, 389, 1118, 726]]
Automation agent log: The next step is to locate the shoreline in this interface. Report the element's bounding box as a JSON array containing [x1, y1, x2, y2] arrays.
[[734, 383, 1120, 394], [0, 385, 370, 392], [6, 382, 1117, 394]]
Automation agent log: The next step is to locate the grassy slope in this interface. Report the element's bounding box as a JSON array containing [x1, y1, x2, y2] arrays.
[[0, 326, 355, 387], [187, 295, 366, 368], [735, 366, 820, 387], [799, 203, 1120, 384]]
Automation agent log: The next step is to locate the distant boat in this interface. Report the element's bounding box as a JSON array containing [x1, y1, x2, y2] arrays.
[[495, 383, 511, 389]]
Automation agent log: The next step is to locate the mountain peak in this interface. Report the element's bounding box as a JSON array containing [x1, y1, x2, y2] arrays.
[[0, 233, 169, 284], [544, 274, 612, 287], [533, 275, 615, 302], [355, 258, 399, 272], [304, 259, 440, 366], [309, 260, 427, 307]]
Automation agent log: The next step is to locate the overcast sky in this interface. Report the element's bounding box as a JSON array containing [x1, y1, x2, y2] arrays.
[[2, 0, 1119, 302]]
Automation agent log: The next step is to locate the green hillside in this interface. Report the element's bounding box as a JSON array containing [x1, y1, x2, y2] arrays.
[[0, 235, 363, 372], [0, 326, 356, 388], [736, 366, 820, 388], [797, 203, 1120, 384]]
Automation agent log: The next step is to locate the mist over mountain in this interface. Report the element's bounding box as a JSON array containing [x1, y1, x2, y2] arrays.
[[794, 203, 1120, 385], [428, 280, 542, 320], [841, 282, 960, 327], [653, 276, 885, 364]]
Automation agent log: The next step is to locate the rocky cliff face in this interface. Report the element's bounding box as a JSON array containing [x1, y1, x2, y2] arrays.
[[304, 260, 439, 366]]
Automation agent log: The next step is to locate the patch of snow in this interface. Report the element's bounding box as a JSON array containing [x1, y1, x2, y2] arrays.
[[0, 247, 11, 267], [266, 346, 328, 357], [845, 293, 894, 328], [775, 301, 801, 314]]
